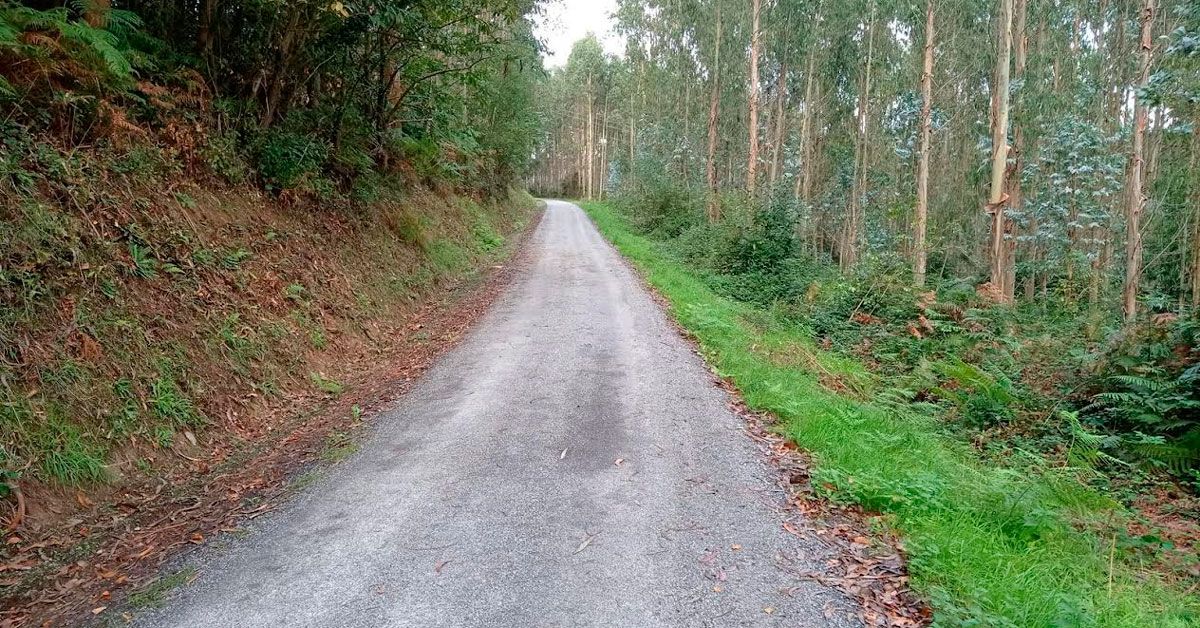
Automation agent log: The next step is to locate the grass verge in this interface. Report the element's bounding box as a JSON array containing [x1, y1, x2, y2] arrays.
[[581, 200, 1199, 628]]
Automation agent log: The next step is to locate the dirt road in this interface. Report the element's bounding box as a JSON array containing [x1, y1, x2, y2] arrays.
[[136, 200, 853, 627]]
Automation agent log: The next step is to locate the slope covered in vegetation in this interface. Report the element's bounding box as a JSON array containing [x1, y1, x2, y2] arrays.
[[0, 0, 542, 518]]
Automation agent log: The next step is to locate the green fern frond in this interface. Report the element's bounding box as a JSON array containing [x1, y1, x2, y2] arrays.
[[7, 6, 68, 31], [1107, 374, 1169, 392], [59, 22, 131, 78], [104, 9, 142, 37], [0, 18, 19, 46], [1091, 391, 1144, 406], [1126, 440, 1200, 473]]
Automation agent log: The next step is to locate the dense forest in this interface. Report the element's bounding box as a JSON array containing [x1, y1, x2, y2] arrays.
[[0, 0, 543, 192], [536, 0, 1200, 314]]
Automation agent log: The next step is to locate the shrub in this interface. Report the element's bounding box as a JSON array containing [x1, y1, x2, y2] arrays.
[[202, 130, 250, 184], [255, 129, 329, 191]]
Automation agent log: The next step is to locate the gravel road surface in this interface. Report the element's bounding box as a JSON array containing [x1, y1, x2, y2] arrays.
[[136, 200, 855, 627]]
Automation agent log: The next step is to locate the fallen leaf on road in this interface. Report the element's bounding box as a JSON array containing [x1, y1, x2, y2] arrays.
[[573, 531, 598, 555]]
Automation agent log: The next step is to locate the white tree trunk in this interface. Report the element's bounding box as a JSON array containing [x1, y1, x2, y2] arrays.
[[914, 0, 934, 288]]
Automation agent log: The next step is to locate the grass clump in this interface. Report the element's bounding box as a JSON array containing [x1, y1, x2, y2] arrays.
[[320, 430, 358, 463], [582, 200, 1200, 627], [308, 372, 343, 396], [126, 567, 197, 609]]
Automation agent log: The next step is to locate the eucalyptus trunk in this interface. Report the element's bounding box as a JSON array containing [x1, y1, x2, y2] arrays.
[[1123, 0, 1155, 323], [914, 0, 934, 288], [746, 0, 762, 195], [707, 3, 723, 222], [987, 0, 1014, 296]]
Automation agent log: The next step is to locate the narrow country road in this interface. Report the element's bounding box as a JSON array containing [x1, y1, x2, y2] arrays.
[[136, 201, 854, 627]]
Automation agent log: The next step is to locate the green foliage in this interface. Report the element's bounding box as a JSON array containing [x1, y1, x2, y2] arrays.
[[1, 0, 544, 195], [255, 130, 329, 191], [148, 372, 201, 428], [37, 413, 107, 484], [128, 241, 158, 278], [427, 239, 469, 274], [0, 4, 143, 88], [308, 372, 343, 396], [618, 164, 704, 238], [934, 359, 1018, 428], [202, 131, 251, 184]]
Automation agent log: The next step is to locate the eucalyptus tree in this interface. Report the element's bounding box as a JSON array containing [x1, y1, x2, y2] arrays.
[[1124, 0, 1156, 322], [533, 0, 1198, 320], [914, 0, 936, 287]]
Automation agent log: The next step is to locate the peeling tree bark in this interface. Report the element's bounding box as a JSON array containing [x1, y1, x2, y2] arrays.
[[768, 61, 789, 186], [1191, 116, 1200, 308], [987, 0, 1014, 296], [746, 0, 762, 195], [914, 0, 934, 288], [586, 73, 595, 200], [1004, 0, 1026, 300], [1123, 0, 1155, 323], [798, 52, 818, 204], [843, 5, 876, 271], [707, 2, 723, 222]]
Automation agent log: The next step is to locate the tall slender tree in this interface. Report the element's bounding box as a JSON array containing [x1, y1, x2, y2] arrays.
[[746, 0, 762, 194], [707, 0, 724, 221], [987, 0, 1015, 296], [1123, 0, 1156, 322], [914, 0, 935, 288]]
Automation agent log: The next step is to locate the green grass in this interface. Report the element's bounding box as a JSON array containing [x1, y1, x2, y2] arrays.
[[581, 201, 1200, 628], [308, 371, 344, 396], [36, 412, 108, 484], [319, 430, 358, 463], [426, 238, 470, 274], [126, 566, 196, 609]]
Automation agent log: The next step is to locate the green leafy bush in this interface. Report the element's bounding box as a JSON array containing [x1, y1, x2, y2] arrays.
[[255, 130, 329, 191]]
